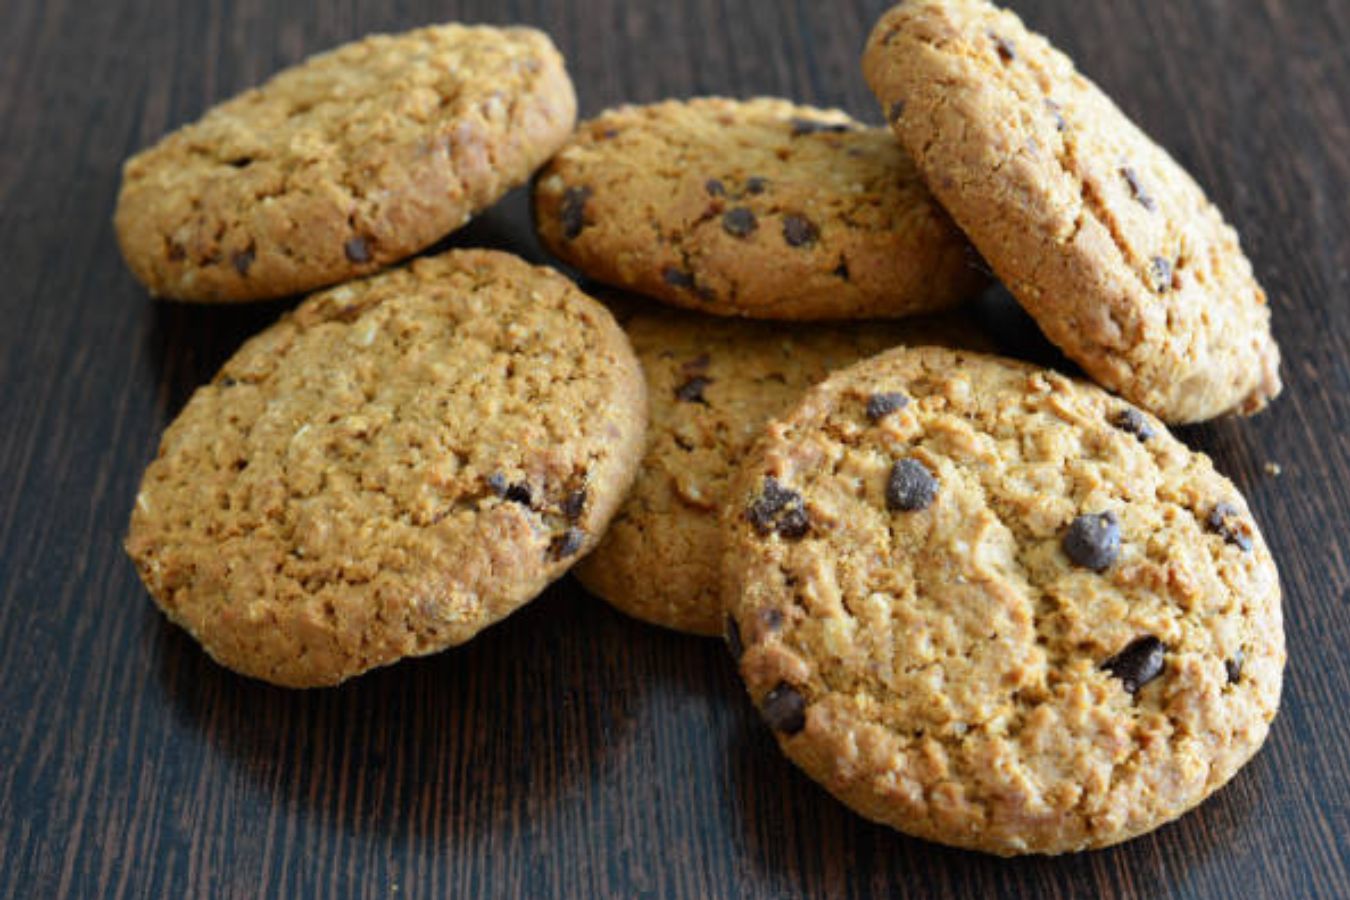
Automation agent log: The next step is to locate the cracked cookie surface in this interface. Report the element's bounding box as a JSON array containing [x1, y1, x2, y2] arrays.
[[723, 345, 1283, 854], [125, 250, 646, 687], [576, 299, 992, 636], [532, 97, 985, 320], [116, 24, 576, 302], [863, 0, 1281, 423]]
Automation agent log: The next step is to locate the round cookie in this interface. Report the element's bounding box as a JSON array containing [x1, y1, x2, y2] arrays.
[[532, 97, 985, 320], [115, 25, 576, 302], [125, 250, 647, 687], [863, 1, 1281, 423], [576, 302, 992, 636], [723, 346, 1284, 854]]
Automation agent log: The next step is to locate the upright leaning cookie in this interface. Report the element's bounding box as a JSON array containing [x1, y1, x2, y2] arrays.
[[724, 346, 1283, 854], [863, 1, 1281, 423], [116, 25, 576, 302], [126, 250, 646, 687], [577, 301, 991, 636], [533, 97, 985, 320]]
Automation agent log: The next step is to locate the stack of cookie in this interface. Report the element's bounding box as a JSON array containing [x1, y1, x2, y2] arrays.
[[118, 1, 1286, 857]]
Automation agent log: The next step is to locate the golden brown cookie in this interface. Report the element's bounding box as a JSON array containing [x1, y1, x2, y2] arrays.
[[863, 1, 1281, 423], [724, 346, 1284, 854], [532, 97, 985, 320], [575, 301, 992, 635], [126, 250, 646, 687], [115, 25, 576, 302]]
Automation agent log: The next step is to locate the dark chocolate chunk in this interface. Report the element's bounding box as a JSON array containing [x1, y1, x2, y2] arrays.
[[722, 207, 758, 238], [504, 482, 533, 506], [761, 683, 807, 734], [747, 477, 810, 540], [226, 156, 253, 169], [1206, 502, 1253, 552], [745, 176, 769, 195], [675, 375, 712, 404], [833, 260, 850, 280], [562, 489, 588, 521], [1151, 256, 1174, 292], [663, 267, 696, 290], [232, 247, 255, 276], [790, 117, 851, 136], [725, 614, 744, 659], [344, 236, 372, 263], [549, 527, 586, 560], [705, 178, 727, 197], [1063, 511, 1121, 571], [487, 472, 508, 496], [1111, 408, 1155, 442], [1121, 166, 1157, 211], [888, 100, 906, 122], [866, 392, 910, 422], [1226, 650, 1245, 684], [886, 459, 938, 512], [782, 215, 819, 247], [991, 32, 1017, 63], [1102, 636, 1167, 694], [560, 186, 593, 240]]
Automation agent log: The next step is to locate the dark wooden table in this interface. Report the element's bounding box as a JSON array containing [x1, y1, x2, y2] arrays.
[[3, 1, 1348, 897]]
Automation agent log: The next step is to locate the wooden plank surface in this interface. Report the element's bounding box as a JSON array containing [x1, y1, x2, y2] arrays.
[[1, 0, 1347, 896]]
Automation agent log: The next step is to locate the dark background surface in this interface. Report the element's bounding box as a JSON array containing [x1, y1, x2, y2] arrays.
[[2, 1, 1348, 897]]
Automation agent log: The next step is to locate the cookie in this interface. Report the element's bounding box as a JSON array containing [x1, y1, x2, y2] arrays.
[[115, 25, 576, 302], [863, 1, 1281, 423], [575, 301, 992, 636], [532, 97, 985, 320], [125, 250, 646, 687], [724, 345, 1284, 854]]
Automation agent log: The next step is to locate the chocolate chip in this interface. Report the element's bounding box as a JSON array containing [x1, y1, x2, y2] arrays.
[[562, 489, 587, 521], [1102, 636, 1167, 694], [833, 260, 850, 280], [705, 178, 727, 197], [866, 392, 910, 422], [1063, 512, 1121, 571], [663, 267, 696, 290], [549, 527, 585, 560], [761, 683, 807, 734], [747, 477, 810, 540], [219, 376, 238, 388], [1121, 166, 1157, 211], [886, 459, 938, 512], [790, 117, 851, 136], [1206, 502, 1253, 552], [782, 215, 819, 247], [725, 615, 744, 659], [888, 100, 905, 122], [232, 247, 255, 276], [991, 32, 1017, 63], [1226, 650, 1245, 684], [560, 186, 593, 240], [504, 482, 533, 506], [1151, 256, 1174, 292], [1046, 99, 1067, 131], [1111, 408, 1155, 442], [759, 607, 784, 632], [344, 236, 372, 263], [745, 176, 769, 195], [722, 207, 758, 238], [487, 472, 508, 496], [675, 375, 712, 404]]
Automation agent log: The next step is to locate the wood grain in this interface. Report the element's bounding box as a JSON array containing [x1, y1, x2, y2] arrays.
[[1, 1, 1347, 897]]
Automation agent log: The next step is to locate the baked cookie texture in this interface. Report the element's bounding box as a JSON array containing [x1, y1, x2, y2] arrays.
[[125, 250, 647, 687], [723, 346, 1284, 854], [863, 0, 1281, 424], [115, 25, 576, 302], [533, 97, 985, 320], [576, 301, 993, 636]]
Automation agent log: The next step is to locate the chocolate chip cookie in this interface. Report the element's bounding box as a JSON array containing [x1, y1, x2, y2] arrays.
[[863, 1, 1281, 423], [576, 300, 991, 636], [724, 345, 1284, 854], [533, 97, 985, 320], [126, 250, 646, 687], [116, 25, 576, 302]]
